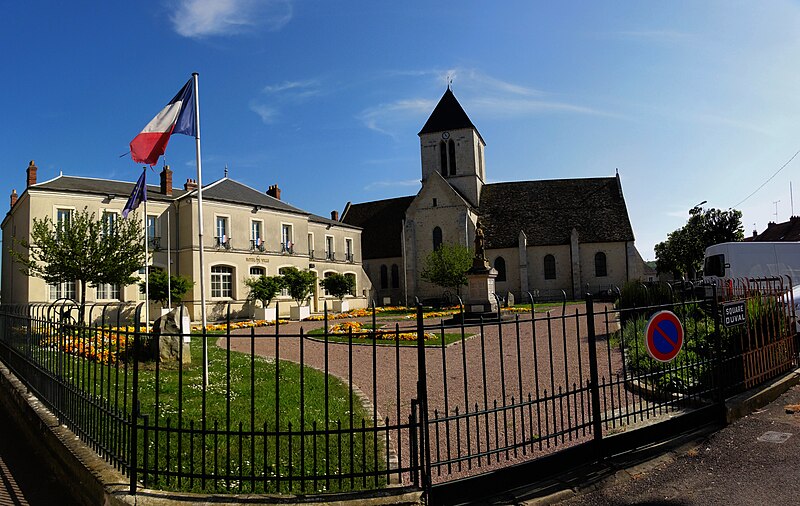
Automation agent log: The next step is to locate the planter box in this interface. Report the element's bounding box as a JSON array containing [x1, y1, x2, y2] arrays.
[[253, 306, 277, 322], [331, 299, 350, 313], [290, 305, 311, 321]]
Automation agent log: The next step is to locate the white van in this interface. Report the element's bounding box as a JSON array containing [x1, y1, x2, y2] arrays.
[[703, 241, 800, 285]]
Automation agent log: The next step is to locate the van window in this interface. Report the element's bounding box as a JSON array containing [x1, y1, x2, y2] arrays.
[[704, 254, 725, 277]]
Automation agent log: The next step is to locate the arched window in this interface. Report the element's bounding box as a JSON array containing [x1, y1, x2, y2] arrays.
[[439, 141, 448, 176], [432, 226, 443, 251], [380, 265, 388, 289], [447, 139, 457, 175], [345, 273, 356, 295], [391, 264, 400, 288], [595, 252, 608, 277], [211, 265, 234, 298], [494, 257, 506, 282], [544, 254, 556, 280]]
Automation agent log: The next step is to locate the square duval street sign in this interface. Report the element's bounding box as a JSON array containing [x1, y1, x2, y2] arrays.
[[722, 300, 747, 327]]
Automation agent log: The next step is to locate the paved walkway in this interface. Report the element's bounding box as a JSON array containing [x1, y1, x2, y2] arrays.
[[554, 381, 800, 505], [0, 401, 77, 506]]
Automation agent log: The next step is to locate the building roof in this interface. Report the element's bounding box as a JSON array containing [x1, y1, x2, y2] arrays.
[[31, 174, 187, 201], [192, 177, 308, 215], [418, 88, 482, 141], [751, 216, 800, 241], [480, 177, 635, 248], [341, 196, 415, 258]]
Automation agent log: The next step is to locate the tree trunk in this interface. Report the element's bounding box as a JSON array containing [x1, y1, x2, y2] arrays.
[[79, 279, 87, 326]]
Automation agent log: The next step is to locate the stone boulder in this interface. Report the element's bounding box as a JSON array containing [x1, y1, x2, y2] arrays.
[[152, 306, 191, 364]]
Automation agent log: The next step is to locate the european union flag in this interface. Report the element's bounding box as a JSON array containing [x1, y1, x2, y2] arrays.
[[122, 170, 147, 218]]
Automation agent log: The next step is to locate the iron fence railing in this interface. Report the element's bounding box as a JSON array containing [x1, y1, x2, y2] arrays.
[[0, 278, 797, 502]]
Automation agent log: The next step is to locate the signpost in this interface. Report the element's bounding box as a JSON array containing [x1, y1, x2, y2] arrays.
[[722, 300, 747, 327], [644, 310, 684, 362]]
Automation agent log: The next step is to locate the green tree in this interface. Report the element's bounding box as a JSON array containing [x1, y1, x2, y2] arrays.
[[420, 243, 473, 294], [280, 267, 317, 306], [11, 208, 146, 321], [320, 272, 354, 301], [140, 268, 194, 307], [245, 275, 284, 307], [655, 206, 744, 278]]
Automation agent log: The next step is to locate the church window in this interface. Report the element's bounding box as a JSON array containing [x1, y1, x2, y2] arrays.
[[494, 257, 506, 282], [439, 141, 448, 176], [595, 252, 608, 277], [447, 139, 457, 175], [544, 254, 556, 280], [433, 226, 443, 251], [391, 264, 400, 288], [380, 265, 388, 289]]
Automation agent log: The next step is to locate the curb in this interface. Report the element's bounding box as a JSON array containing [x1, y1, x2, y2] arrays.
[[725, 368, 800, 423]]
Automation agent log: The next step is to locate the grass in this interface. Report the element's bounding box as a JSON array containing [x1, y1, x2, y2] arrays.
[[23, 326, 384, 495]]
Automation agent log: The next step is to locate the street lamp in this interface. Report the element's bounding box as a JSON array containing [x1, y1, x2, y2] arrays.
[[690, 200, 707, 215]]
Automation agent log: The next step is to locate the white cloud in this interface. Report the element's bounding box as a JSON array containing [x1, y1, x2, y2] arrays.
[[250, 78, 322, 123], [358, 99, 434, 137], [170, 0, 293, 38], [249, 102, 278, 123]]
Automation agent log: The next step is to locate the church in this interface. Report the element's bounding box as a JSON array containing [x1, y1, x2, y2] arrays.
[[341, 88, 644, 304]]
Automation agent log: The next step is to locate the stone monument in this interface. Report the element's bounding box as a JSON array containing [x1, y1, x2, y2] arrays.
[[464, 221, 499, 316], [152, 306, 191, 364]]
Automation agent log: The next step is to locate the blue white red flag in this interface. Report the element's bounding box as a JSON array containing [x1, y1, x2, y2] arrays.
[[130, 79, 197, 166], [122, 170, 147, 218]]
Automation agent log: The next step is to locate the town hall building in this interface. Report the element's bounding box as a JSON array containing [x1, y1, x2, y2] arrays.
[[342, 88, 644, 304]]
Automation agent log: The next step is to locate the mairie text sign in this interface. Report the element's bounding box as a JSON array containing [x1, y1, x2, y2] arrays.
[[645, 310, 684, 362], [722, 301, 746, 328]]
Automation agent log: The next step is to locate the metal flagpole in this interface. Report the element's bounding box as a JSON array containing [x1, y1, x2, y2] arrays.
[[192, 72, 209, 387], [167, 209, 172, 309], [143, 167, 150, 328]]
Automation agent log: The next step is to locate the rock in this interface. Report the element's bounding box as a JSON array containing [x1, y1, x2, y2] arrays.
[[506, 292, 515, 308], [153, 306, 191, 364]]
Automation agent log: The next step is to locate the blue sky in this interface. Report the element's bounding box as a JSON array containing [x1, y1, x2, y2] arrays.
[[3, 1, 800, 260]]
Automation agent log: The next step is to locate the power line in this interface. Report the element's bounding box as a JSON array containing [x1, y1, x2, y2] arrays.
[[732, 149, 800, 208]]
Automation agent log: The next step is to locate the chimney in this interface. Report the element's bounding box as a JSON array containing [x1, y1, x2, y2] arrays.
[[184, 178, 198, 191], [331, 210, 339, 221], [26, 160, 37, 187], [267, 184, 281, 200], [10, 189, 17, 208], [160, 165, 173, 196]]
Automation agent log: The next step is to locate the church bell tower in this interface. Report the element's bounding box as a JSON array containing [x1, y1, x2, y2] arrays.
[[418, 88, 486, 208]]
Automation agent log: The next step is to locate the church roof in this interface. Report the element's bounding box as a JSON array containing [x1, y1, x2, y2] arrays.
[[479, 177, 635, 248], [418, 88, 482, 140], [341, 196, 415, 259]]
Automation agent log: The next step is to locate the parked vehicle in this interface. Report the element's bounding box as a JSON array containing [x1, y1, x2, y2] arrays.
[[703, 242, 800, 285]]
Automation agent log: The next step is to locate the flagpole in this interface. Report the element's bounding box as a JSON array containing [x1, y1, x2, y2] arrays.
[[167, 209, 172, 309], [192, 72, 209, 387], [143, 167, 150, 328]]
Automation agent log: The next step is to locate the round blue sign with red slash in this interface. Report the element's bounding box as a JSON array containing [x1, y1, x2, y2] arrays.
[[644, 310, 684, 362]]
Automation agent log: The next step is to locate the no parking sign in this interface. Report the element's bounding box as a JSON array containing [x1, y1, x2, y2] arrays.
[[644, 310, 684, 362]]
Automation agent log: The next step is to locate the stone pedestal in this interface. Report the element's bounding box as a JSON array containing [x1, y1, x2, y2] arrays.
[[465, 258, 498, 316]]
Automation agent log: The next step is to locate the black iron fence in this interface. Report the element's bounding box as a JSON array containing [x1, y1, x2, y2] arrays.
[[0, 279, 797, 503]]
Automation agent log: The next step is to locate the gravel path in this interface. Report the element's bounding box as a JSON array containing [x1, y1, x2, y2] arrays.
[[217, 304, 642, 485]]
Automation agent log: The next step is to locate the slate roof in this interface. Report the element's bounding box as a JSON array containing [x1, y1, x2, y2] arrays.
[[480, 177, 635, 248], [418, 88, 483, 141], [32, 175, 187, 201], [187, 178, 308, 214], [751, 216, 800, 241], [341, 196, 415, 259]]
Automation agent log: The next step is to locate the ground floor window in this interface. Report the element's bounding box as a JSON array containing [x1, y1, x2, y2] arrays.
[[211, 265, 234, 298], [96, 283, 120, 300], [49, 281, 76, 301]]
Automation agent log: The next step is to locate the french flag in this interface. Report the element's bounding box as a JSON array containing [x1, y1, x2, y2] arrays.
[[130, 79, 197, 166]]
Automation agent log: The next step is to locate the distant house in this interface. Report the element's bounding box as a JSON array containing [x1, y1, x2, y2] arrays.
[[2, 162, 371, 320], [748, 216, 800, 242], [342, 88, 645, 304]]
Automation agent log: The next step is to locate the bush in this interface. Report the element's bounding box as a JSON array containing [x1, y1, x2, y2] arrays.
[[320, 273, 354, 301]]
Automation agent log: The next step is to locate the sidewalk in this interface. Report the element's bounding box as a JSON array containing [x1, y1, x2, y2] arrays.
[[551, 381, 800, 505]]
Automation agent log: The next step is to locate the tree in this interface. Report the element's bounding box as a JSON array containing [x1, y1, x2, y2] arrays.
[[655, 206, 744, 278], [11, 208, 146, 321], [280, 267, 317, 306], [245, 275, 283, 308], [140, 268, 194, 307], [420, 243, 473, 294], [320, 272, 354, 301]]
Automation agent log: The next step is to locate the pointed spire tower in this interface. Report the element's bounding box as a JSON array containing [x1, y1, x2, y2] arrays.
[[418, 87, 486, 207]]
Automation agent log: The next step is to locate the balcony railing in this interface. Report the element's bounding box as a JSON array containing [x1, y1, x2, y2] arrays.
[[309, 249, 315, 259], [325, 251, 335, 261], [215, 236, 231, 250], [281, 243, 294, 254], [148, 236, 161, 251], [345, 252, 354, 263], [250, 239, 265, 252]]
